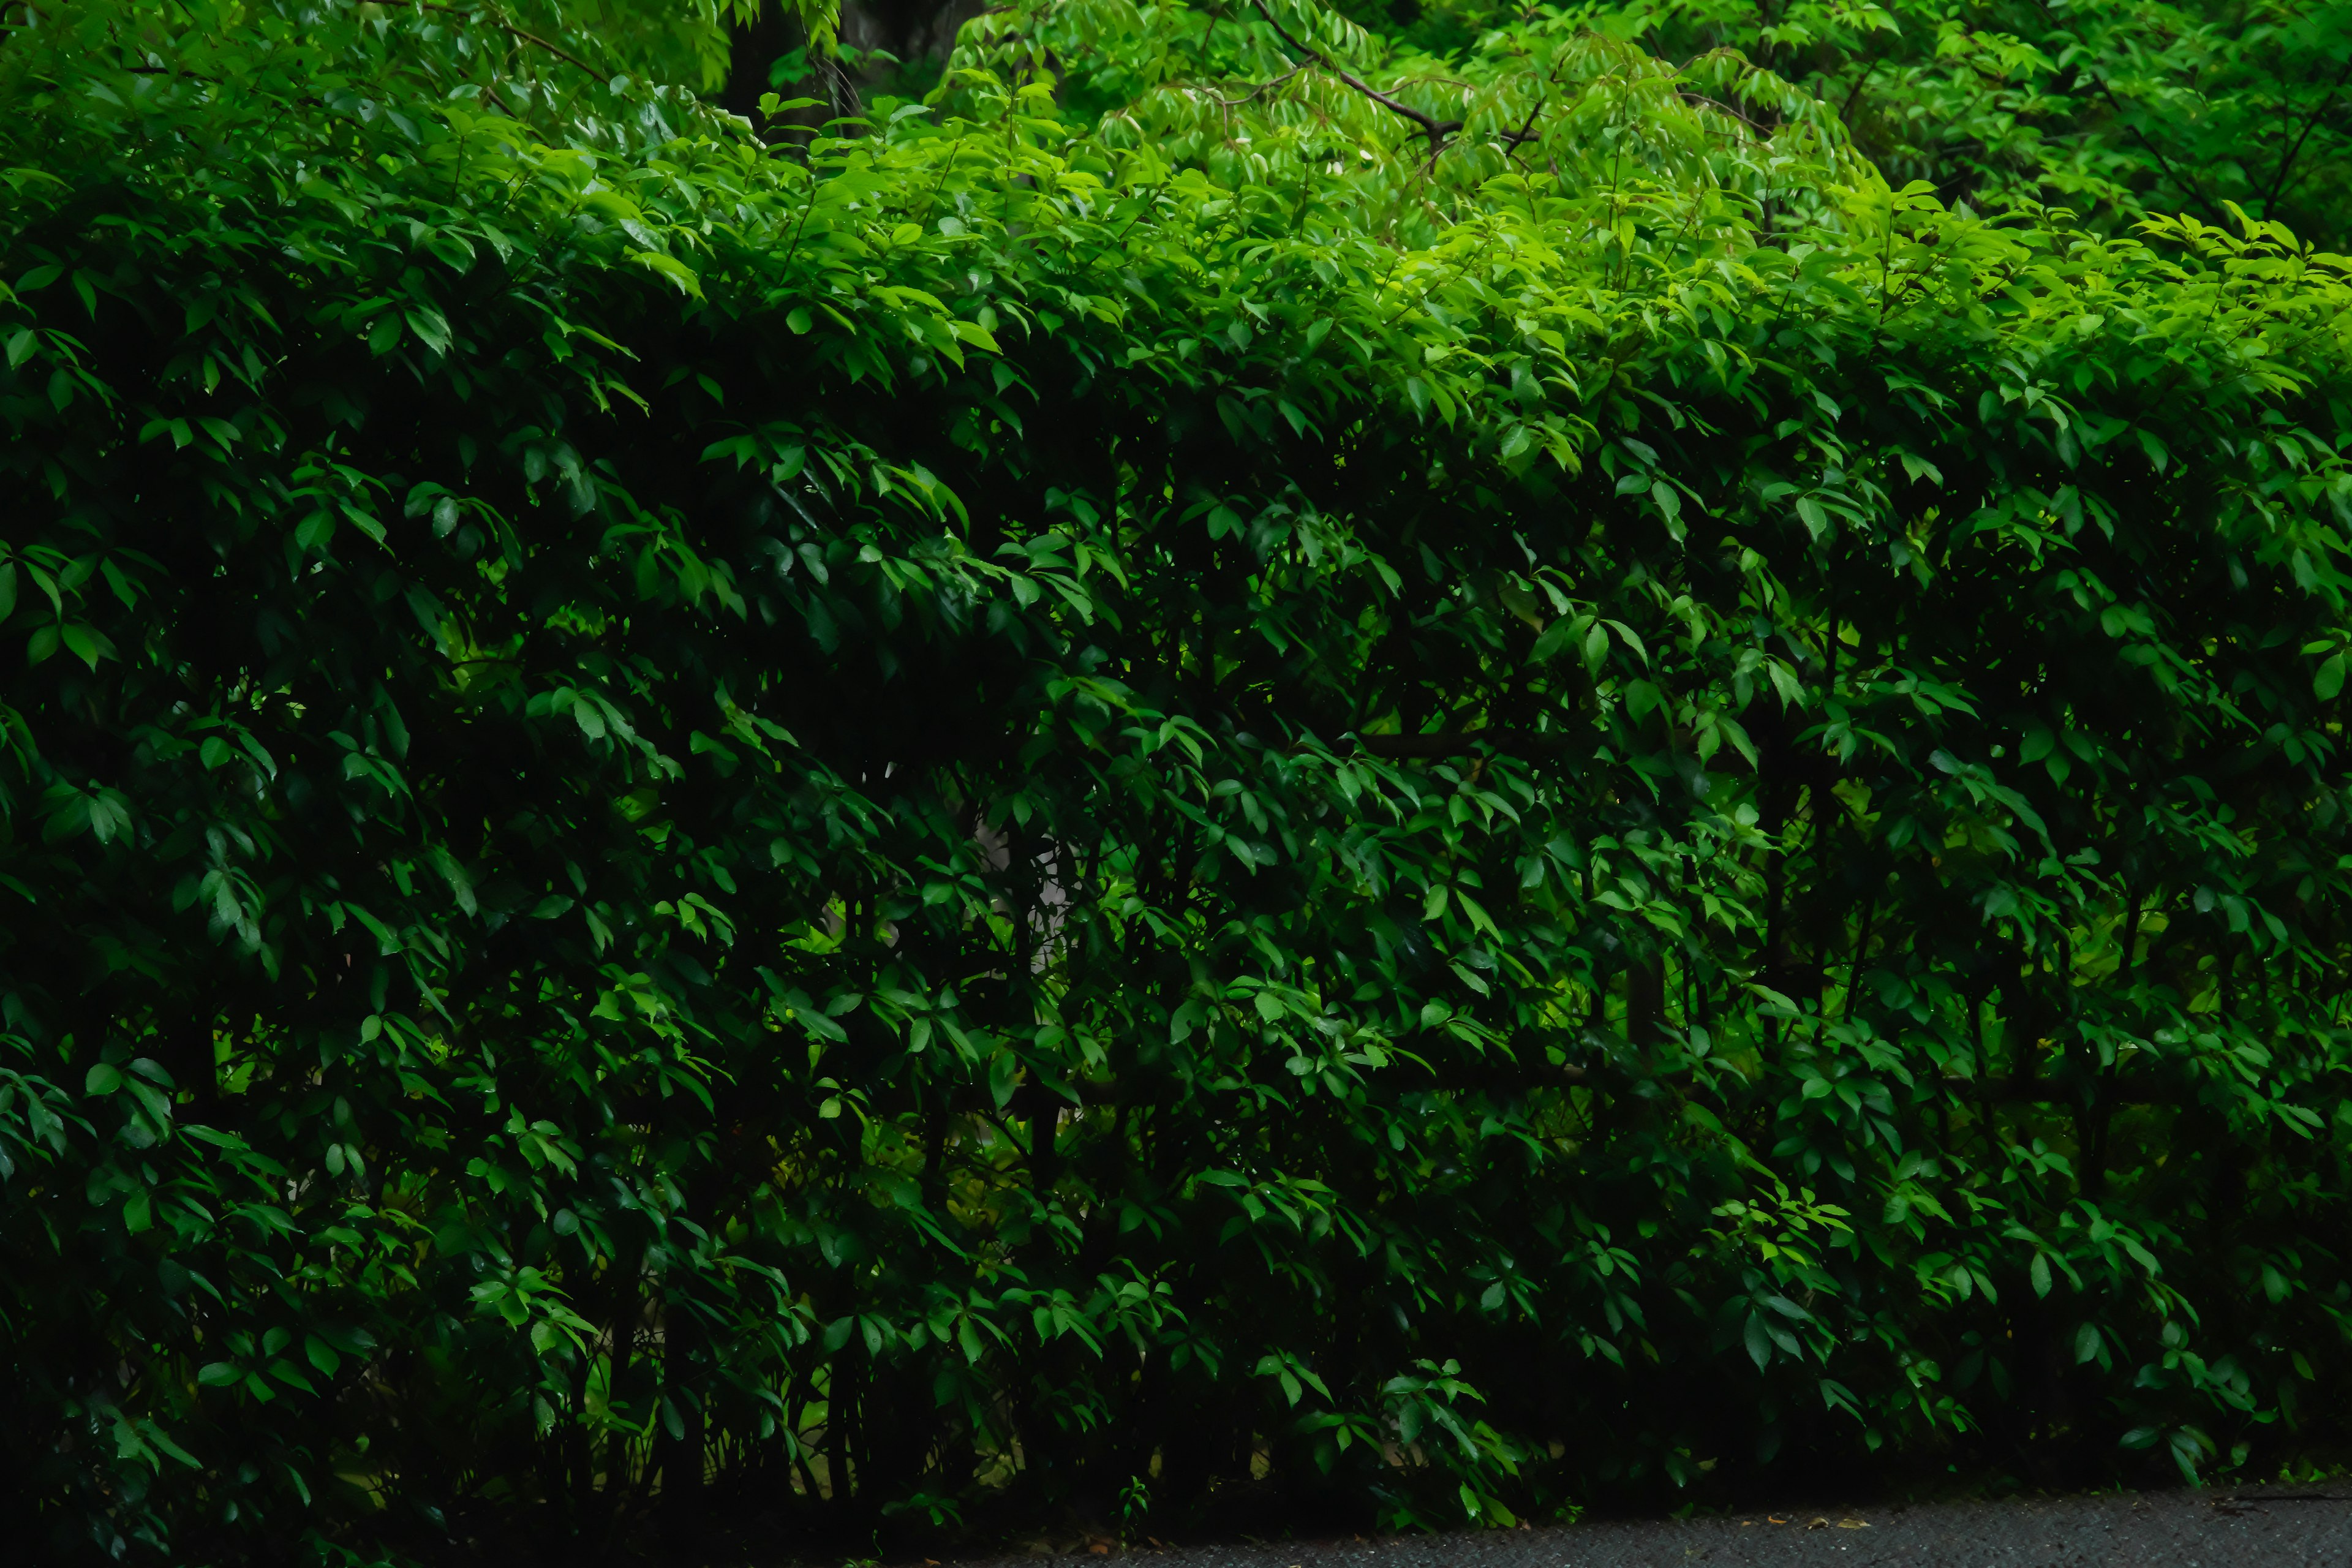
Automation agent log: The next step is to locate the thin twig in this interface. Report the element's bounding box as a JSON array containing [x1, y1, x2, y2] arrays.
[[1215, 63, 1306, 110], [1246, 0, 1461, 147], [1676, 91, 1770, 135], [1497, 94, 1545, 149], [414, 1, 608, 82], [2262, 50, 2352, 216], [2092, 75, 2225, 224], [1836, 61, 1875, 127]]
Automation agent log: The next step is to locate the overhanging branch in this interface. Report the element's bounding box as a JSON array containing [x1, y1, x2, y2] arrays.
[[417, 1, 609, 83], [1246, 0, 1461, 147]]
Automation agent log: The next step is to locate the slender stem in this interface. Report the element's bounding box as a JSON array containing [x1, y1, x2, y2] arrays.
[[1246, 0, 1462, 148], [2090, 75, 2225, 225], [2261, 50, 2352, 218], [415, 1, 609, 83]]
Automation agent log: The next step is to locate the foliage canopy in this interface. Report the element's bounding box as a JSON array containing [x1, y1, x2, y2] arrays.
[[4, 0, 2352, 1562], [1337, 0, 2352, 246]]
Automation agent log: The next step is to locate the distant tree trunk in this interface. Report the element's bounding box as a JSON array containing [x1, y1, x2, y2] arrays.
[[722, 0, 987, 136], [655, 1299, 707, 1518], [1626, 959, 1666, 1048], [720, 0, 800, 123]]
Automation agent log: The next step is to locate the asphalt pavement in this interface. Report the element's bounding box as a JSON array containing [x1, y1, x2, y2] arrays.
[[982, 1489, 2352, 1567]]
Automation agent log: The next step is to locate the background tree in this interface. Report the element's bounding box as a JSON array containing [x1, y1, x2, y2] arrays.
[[1330, 0, 2352, 246]]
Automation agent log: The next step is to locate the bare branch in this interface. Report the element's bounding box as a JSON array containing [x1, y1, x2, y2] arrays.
[[415, 1, 609, 84], [1246, 0, 1461, 146], [1676, 91, 1771, 135], [1216, 63, 1307, 110], [1497, 94, 1545, 151], [2089, 75, 2226, 226], [2263, 49, 2352, 216]]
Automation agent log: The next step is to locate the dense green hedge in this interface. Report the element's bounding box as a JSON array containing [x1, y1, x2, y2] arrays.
[[5, 2, 2352, 1562]]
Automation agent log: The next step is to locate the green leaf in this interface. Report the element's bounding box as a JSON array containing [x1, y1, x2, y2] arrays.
[[403, 306, 452, 356], [1649, 480, 1683, 531], [2316, 653, 2345, 701], [627, 250, 703, 300], [59, 622, 114, 670], [1898, 451, 1943, 486]]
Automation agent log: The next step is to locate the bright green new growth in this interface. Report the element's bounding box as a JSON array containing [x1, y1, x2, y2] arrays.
[[3, 0, 2351, 1561]]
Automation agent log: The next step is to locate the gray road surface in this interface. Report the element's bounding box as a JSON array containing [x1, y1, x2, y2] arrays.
[[998, 1490, 2352, 1568]]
